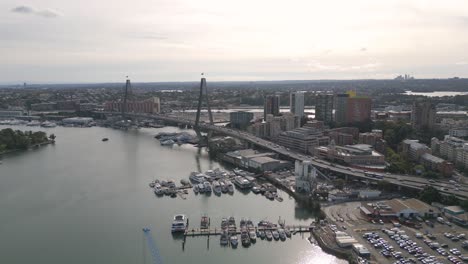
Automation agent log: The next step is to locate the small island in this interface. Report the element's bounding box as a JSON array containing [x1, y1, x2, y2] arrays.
[[0, 128, 55, 155]]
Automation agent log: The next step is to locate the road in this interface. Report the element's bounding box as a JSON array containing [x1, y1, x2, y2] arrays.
[[104, 111, 468, 199]]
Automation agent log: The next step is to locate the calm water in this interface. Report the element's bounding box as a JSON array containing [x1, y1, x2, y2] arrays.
[[0, 126, 345, 264], [404, 91, 468, 97]]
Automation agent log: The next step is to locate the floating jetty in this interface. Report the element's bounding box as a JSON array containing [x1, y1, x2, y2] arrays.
[[184, 225, 313, 237]]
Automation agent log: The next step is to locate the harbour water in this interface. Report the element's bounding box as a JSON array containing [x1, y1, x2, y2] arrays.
[[0, 125, 346, 264]]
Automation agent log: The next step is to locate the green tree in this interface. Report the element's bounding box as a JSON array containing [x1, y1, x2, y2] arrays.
[[419, 186, 442, 204]]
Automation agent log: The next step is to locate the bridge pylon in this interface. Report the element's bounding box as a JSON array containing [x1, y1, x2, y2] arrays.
[[194, 74, 214, 141]]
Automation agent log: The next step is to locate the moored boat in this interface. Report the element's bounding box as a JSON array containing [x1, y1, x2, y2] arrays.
[[285, 228, 291, 238], [220, 231, 229, 246], [265, 230, 273, 240], [272, 230, 280, 240], [258, 230, 266, 239], [241, 231, 251, 247], [154, 183, 164, 195], [212, 180, 222, 195], [171, 214, 187, 233], [189, 172, 207, 184], [249, 230, 257, 242], [203, 181, 212, 193], [278, 228, 286, 240], [230, 235, 238, 247]]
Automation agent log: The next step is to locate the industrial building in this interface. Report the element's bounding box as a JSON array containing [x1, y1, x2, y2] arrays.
[[314, 144, 385, 168], [277, 127, 329, 154]]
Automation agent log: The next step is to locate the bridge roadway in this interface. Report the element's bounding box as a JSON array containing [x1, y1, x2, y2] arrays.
[[108, 112, 468, 199]]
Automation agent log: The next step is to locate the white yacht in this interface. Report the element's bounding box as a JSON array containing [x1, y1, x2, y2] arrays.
[[233, 176, 252, 189], [189, 172, 207, 184], [212, 181, 222, 195], [225, 180, 234, 194], [154, 183, 164, 195], [40, 121, 57, 128], [171, 214, 188, 233], [230, 235, 238, 247]]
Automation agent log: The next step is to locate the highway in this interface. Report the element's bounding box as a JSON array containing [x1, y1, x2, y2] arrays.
[[105, 112, 468, 199]]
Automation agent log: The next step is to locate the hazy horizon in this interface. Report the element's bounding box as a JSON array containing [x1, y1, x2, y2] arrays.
[[2, 0, 468, 83]]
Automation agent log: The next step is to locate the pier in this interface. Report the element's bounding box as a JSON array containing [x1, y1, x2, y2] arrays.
[[183, 225, 314, 237]]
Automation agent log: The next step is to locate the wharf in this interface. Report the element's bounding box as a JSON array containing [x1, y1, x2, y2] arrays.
[[184, 225, 314, 237]]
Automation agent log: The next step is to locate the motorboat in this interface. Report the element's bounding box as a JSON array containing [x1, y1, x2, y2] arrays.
[[193, 184, 199, 194], [167, 180, 176, 188], [221, 218, 229, 230], [102, 138, 109, 142], [40, 121, 57, 128], [265, 230, 273, 240], [278, 229, 286, 240], [203, 181, 212, 193], [233, 176, 252, 189], [154, 183, 164, 196], [171, 214, 187, 233], [189, 172, 207, 184], [212, 181, 222, 195], [249, 230, 257, 242], [272, 230, 280, 240], [252, 185, 261, 194], [149, 182, 155, 188], [228, 217, 236, 234], [220, 231, 229, 246], [220, 181, 228, 193], [226, 180, 234, 194], [230, 235, 238, 247], [160, 139, 175, 146], [285, 229, 291, 238], [258, 230, 266, 239], [201, 216, 209, 229], [197, 183, 205, 193], [265, 191, 275, 200], [241, 231, 251, 247]]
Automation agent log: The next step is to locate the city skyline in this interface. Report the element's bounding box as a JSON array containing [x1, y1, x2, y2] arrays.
[[2, 0, 468, 83]]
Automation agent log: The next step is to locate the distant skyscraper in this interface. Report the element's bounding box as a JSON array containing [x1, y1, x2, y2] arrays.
[[334, 93, 349, 124], [264, 94, 280, 120], [346, 97, 372, 123], [412, 100, 436, 130], [290, 91, 305, 118], [315, 93, 334, 123]]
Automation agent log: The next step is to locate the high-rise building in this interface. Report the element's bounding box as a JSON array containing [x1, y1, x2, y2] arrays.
[[315, 93, 334, 123], [290, 91, 305, 118], [264, 95, 280, 120], [230, 111, 254, 130], [334, 93, 349, 124], [411, 100, 436, 130], [346, 97, 372, 123]]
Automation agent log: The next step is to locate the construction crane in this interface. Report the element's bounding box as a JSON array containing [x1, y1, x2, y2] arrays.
[[142, 228, 163, 264]]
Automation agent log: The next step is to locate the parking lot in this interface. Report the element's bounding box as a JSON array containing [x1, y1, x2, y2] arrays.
[[325, 202, 468, 264]]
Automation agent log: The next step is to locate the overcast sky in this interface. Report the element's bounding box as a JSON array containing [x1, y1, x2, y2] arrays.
[[2, 0, 468, 83]]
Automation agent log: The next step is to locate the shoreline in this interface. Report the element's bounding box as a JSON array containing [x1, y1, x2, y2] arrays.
[[0, 140, 54, 156]]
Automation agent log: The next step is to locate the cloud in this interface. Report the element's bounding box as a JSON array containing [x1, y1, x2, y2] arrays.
[[360, 47, 367, 52], [11, 5, 60, 18], [11, 6, 34, 14], [455, 61, 468, 65]]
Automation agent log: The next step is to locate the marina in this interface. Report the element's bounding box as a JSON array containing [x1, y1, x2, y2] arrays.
[[149, 168, 286, 202], [0, 125, 346, 264]]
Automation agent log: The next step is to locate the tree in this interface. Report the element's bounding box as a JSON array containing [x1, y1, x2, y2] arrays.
[[333, 179, 345, 190], [377, 180, 396, 192], [419, 186, 442, 204]]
